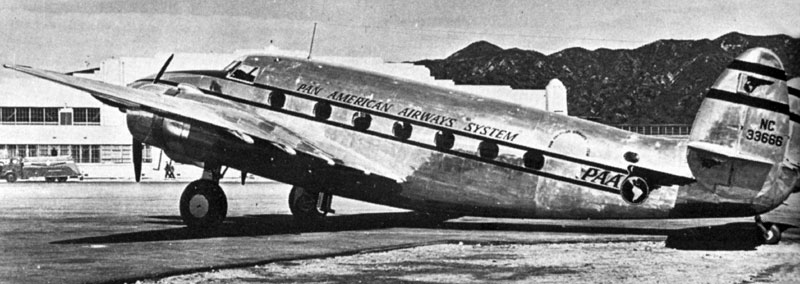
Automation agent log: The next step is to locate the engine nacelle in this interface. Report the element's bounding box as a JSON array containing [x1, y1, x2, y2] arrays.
[[126, 110, 222, 165]]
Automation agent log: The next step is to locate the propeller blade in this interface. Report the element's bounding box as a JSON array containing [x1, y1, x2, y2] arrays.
[[241, 171, 247, 185], [133, 139, 143, 182], [153, 54, 174, 84]]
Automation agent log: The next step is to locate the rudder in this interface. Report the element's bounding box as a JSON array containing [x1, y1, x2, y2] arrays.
[[786, 77, 800, 191]]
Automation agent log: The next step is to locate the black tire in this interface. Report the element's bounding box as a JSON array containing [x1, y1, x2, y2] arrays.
[[179, 180, 228, 229], [45, 177, 56, 183], [6, 173, 17, 183], [288, 186, 326, 223], [57, 177, 68, 182], [763, 224, 782, 245]]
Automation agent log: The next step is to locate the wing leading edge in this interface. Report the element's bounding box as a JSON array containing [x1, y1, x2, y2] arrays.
[[3, 64, 404, 182]]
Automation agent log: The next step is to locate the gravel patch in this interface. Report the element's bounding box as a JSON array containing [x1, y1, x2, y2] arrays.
[[139, 241, 800, 283]]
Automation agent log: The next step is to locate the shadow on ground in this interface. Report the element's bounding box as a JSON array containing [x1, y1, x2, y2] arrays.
[[663, 223, 769, 250], [50, 212, 783, 250]]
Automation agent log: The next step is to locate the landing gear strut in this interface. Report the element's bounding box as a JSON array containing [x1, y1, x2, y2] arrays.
[[179, 165, 228, 228], [755, 215, 782, 245], [288, 186, 334, 223]]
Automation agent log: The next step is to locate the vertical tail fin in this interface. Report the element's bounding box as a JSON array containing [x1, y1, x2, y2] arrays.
[[687, 48, 792, 210]]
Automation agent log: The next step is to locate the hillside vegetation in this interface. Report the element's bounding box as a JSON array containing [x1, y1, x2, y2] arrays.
[[414, 33, 799, 124]]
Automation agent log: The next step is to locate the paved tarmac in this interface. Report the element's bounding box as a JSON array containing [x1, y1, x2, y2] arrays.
[[0, 181, 798, 283]]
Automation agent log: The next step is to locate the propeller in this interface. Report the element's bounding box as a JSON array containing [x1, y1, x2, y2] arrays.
[[153, 54, 174, 84], [133, 139, 143, 182], [131, 54, 172, 182]]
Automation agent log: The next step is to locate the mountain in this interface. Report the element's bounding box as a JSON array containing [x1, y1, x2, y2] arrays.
[[414, 32, 800, 124]]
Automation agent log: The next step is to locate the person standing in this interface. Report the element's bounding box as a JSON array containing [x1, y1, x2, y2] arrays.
[[165, 161, 175, 179]]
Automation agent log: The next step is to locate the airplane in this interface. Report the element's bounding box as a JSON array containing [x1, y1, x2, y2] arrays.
[[5, 47, 798, 245]]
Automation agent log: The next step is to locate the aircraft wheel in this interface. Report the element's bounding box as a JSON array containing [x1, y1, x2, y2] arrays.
[[45, 177, 55, 183], [288, 186, 326, 223], [5, 173, 17, 183], [762, 223, 782, 245], [179, 180, 228, 229], [57, 177, 68, 182]]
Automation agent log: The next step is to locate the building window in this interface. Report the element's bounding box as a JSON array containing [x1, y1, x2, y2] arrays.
[[16, 145, 25, 158], [45, 108, 59, 124], [87, 108, 100, 124], [30, 108, 44, 124], [26, 145, 37, 158], [4, 145, 16, 158], [90, 145, 100, 163], [2, 108, 15, 123], [0, 107, 98, 125], [37, 145, 50, 157], [2, 144, 149, 164], [16, 108, 29, 124], [100, 144, 153, 164], [71, 145, 112, 163], [0, 145, 16, 158], [102, 145, 127, 163], [73, 108, 86, 124], [80, 145, 91, 163], [73, 108, 101, 125]]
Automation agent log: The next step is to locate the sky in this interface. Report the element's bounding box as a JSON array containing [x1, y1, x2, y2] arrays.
[[0, 0, 799, 76]]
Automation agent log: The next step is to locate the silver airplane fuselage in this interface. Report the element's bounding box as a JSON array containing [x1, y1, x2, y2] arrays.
[[126, 53, 793, 220]]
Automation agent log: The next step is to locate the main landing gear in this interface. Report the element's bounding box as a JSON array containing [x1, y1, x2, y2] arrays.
[[179, 165, 228, 228], [755, 215, 782, 245], [288, 186, 334, 224]]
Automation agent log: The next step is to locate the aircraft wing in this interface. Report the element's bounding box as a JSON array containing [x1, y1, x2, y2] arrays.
[[4, 64, 404, 182]]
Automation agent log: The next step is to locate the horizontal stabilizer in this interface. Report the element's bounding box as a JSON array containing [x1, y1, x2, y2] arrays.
[[687, 141, 774, 166]]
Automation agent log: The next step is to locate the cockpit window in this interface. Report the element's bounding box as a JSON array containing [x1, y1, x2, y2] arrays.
[[223, 61, 241, 72], [228, 62, 259, 82]]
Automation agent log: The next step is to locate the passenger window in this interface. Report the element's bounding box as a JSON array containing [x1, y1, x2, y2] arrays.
[[229, 63, 259, 82]]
